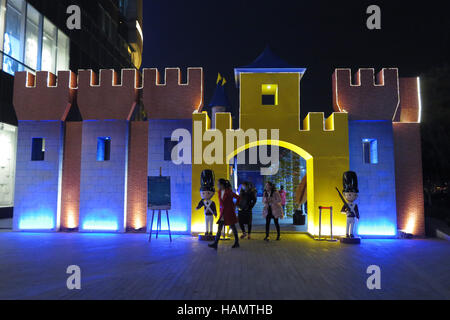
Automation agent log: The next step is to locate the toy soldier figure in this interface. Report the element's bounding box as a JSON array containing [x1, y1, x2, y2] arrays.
[[196, 170, 217, 236], [339, 171, 360, 238]]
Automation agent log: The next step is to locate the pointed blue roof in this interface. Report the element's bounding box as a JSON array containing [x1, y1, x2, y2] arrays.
[[234, 47, 306, 85], [208, 82, 230, 109]]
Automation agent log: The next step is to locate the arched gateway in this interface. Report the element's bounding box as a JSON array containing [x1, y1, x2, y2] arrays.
[[191, 49, 349, 236]]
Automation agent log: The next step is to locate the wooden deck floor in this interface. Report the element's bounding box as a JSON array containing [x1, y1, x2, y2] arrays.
[[0, 232, 448, 300]]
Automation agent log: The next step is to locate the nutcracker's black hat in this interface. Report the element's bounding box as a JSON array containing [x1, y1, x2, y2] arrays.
[[343, 171, 359, 193], [200, 170, 216, 193]]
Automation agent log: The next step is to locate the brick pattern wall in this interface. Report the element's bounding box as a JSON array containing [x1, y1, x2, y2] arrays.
[[148, 120, 192, 233], [333, 68, 399, 121], [13, 71, 76, 121], [126, 122, 148, 231], [77, 69, 139, 120], [12, 68, 202, 233], [13, 121, 64, 231], [397, 77, 420, 123], [79, 120, 129, 232], [349, 121, 398, 236], [60, 122, 82, 230], [393, 123, 425, 236], [143, 68, 203, 119]]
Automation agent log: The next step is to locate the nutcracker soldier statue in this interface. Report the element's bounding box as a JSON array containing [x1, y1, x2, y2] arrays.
[[196, 170, 217, 240], [337, 171, 361, 244]]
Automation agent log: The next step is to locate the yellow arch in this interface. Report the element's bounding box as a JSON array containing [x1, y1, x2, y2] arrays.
[[226, 140, 313, 164], [227, 139, 316, 234]]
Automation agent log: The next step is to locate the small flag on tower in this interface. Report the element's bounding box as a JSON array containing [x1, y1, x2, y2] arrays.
[[216, 73, 223, 85], [208, 73, 231, 109]]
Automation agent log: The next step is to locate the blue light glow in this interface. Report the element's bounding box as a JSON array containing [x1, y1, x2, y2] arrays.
[[358, 219, 397, 236], [80, 210, 119, 232], [349, 121, 398, 238], [81, 219, 119, 232], [97, 137, 111, 162], [19, 212, 55, 230], [362, 139, 378, 164], [147, 211, 188, 233]]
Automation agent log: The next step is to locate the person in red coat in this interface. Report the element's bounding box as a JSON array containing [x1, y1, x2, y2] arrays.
[[209, 179, 240, 250]]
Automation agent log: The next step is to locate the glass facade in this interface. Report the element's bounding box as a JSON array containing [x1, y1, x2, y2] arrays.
[[56, 30, 69, 72], [2, 0, 25, 74], [24, 3, 39, 70], [0, 122, 17, 208], [41, 18, 56, 73], [0, 0, 70, 75], [0, 0, 6, 64]]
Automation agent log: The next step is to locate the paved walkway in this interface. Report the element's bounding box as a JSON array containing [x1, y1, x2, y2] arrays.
[[242, 198, 308, 233], [0, 232, 448, 300]]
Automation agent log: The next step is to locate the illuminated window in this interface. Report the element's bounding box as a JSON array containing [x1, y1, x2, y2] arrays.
[[56, 30, 70, 71], [262, 84, 278, 106], [2, 0, 26, 75], [363, 139, 378, 164], [99, 4, 113, 40], [24, 4, 40, 71], [31, 138, 45, 161], [97, 137, 111, 162], [1, 1, 70, 75], [119, 0, 129, 15], [41, 18, 57, 74]]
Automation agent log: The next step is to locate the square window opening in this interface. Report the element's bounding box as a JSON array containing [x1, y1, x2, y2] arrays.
[[97, 137, 111, 162], [164, 137, 180, 162], [363, 139, 378, 164], [31, 137, 45, 161], [261, 84, 278, 106]]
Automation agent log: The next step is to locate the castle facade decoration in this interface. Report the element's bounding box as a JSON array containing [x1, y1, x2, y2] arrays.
[[10, 49, 424, 237]]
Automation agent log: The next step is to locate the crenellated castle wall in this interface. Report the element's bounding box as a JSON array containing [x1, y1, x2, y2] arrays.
[[13, 68, 203, 233]]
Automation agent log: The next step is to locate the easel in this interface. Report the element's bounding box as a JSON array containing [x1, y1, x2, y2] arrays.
[[148, 168, 172, 243], [149, 208, 172, 243], [315, 206, 338, 242]]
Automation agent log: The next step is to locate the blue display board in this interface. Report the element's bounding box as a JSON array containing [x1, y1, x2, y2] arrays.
[[148, 176, 171, 210]]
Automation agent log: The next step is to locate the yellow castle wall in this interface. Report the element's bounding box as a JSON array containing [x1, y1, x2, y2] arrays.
[[192, 72, 350, 236]]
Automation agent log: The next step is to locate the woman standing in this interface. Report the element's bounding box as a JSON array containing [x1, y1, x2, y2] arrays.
[[209, 179, 240, 250], [263, 182, 284, 241], [238, 182, 257, 240]]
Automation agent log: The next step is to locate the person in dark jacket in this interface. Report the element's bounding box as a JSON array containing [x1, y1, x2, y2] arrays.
[[238, 182, 257, 240]]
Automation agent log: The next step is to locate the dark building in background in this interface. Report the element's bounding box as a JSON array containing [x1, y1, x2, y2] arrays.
[[0, 0, 143, 217], [0, 0, 144, 126], [25, 0, 143, 72]]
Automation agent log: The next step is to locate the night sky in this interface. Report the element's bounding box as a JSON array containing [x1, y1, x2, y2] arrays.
[[142, 1, 450, 120]]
